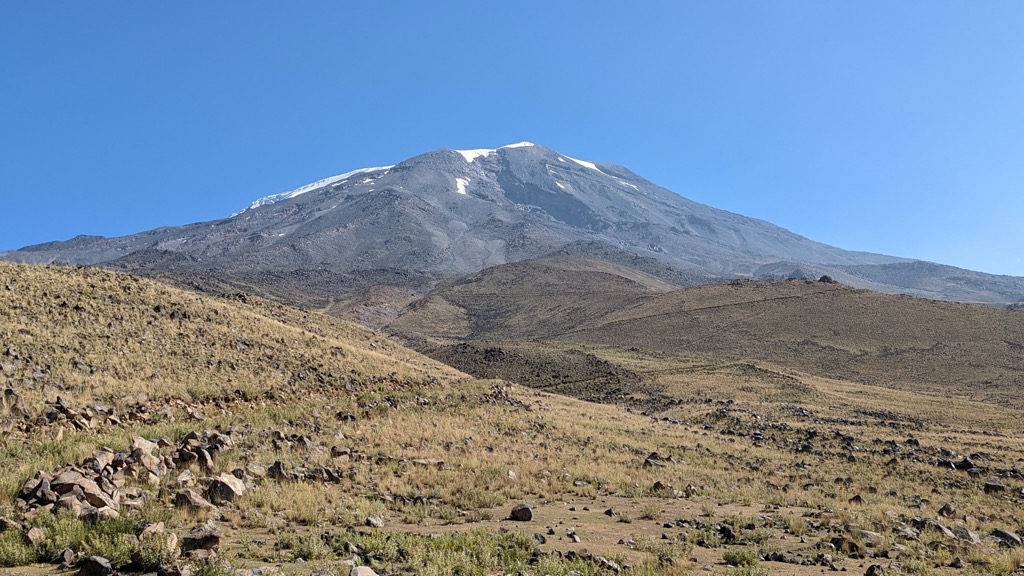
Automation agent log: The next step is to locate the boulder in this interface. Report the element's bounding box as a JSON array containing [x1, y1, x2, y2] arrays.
[[857, 530, 886, 548], [25, 526, 46, 545], [173, 489, 215, 512], [992, 528, 1022, 547], [365, 515, 385, 528], [509, 503, 533, 521], [176, 469, 196, 487], [206, 473, 246, 504], [181, 522, 220, 552], [131, 436, 159, 455], [985, 480, 1008, 494], [952, 526, 981, 545], [77, 556, 113, 576]]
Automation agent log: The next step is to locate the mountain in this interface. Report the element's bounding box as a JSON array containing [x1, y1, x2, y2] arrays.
[[4, 142, 1023, 304]]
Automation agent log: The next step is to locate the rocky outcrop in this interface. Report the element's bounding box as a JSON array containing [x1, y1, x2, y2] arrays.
[[15, 429, 239, 521]]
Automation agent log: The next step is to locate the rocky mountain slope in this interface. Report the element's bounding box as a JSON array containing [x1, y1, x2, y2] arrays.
[[4, 142, 1022, 304]]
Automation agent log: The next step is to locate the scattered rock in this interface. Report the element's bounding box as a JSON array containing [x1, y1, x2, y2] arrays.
[[182, 522, 221, 553], [992, 528, 1023, 548], [56, 547, 77, 568], [594, 555, 621, 573], [509, 503, 533, 522], [938, 503, 956, 517], [951, 526, 981, 545], [77, 556, 113, 576], [365, 515, 385, 528], [15, 429, 237, 522], [174, 488, 215, 511], [985, 480, 1008, 494], [831, 535, 862, 555], [206, 473, 247, 504], [24, 526, 45, 546], [857, 530, 885, 548]]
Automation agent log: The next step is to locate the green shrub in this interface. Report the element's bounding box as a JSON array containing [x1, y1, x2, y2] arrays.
[[0, 530, 34, 567]]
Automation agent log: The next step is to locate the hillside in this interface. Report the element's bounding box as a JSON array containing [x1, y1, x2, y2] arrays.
[[390, 253, 678, 343], [391, 258, 1024, 408], [3, 265, 1024, 575], [571, 279, 1024, 406]]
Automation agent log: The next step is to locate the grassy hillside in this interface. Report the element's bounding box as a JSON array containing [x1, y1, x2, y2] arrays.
[[571, 279, 1024, 407], [392, 260, 1024, 408], [3, 262, 1024, 576], [390, 254, 676, 342]]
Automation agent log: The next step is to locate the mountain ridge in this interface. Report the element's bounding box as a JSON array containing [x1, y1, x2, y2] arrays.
[[3, 142, 1022, 304]]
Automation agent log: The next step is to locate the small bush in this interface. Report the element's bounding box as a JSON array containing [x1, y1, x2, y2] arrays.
[[692, 527, 723, 548], [723, 546, 759, 567], [276, 530, 332, 561], [134, 530, 180, 571], [742, 527, 774, 545], [0, 531, 34, 567], [188, 559, 236, 576]]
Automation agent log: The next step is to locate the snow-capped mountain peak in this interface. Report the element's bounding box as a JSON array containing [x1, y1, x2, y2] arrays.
[[7, 141, 1015, 304], [231, 165, 393, 216]]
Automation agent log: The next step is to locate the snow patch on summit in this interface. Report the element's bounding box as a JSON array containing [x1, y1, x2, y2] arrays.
[[455, 142, 536, 163], [455, 149, 494, 163], [232, 165, 392, 216], [565, 155, 605, 174]]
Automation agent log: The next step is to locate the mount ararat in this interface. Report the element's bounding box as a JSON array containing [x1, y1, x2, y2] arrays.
[[3, 142, 1022, 304]]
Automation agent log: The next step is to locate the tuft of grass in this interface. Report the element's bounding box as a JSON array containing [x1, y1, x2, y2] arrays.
[[336, 530, 537, 576], [723, 546, 760, 567], [639, 502, 661, 520]]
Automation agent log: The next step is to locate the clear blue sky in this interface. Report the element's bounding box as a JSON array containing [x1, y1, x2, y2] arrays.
[[2, 2, 1022, 275]]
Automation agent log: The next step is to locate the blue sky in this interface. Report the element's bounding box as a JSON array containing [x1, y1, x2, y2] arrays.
[[2, 2, 1022, 275]]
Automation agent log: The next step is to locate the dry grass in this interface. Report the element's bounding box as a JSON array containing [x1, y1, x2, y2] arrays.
[[3, 262, 1024, 575]]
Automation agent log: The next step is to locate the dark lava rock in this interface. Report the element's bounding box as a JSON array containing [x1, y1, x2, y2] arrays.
[[509, 503, 533, 521]]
